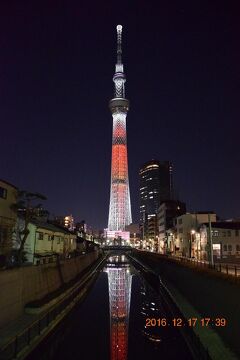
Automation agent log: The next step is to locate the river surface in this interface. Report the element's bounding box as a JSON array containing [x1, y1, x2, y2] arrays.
[[36, 255, 193, 360]]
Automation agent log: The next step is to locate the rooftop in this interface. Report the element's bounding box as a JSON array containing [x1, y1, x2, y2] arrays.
[[30, 220, 75, 234], [202, 222, 240, 230], [0, 179, 18, 190]]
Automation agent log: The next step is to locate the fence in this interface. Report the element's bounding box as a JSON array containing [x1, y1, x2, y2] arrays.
[[172, 255, 240, 278]]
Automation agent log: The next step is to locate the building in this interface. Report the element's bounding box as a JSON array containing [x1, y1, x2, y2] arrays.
[[107, 25, 132, 242], [21, 220, 77, 264], [53, 214, 75, 231], [173, 212, 216, 257], [199, 222, 240, 262], [125, 223, 140, 248], [0, 179, 18, 257], [75, 220, 87, 237], [139, 160, 173, 247], [157, 200, 186, 253]]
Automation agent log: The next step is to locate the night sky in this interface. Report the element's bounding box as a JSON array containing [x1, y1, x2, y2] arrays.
[[1, 1, 239, 229]]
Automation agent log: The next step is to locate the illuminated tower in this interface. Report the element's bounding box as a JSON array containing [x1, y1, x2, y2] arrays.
[[108, 25, 132, 235]]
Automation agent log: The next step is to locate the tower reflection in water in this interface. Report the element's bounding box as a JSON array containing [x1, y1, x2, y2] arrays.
[[105, 255, 132, 360]]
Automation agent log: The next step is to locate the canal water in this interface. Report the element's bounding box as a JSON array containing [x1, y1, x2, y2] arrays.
[[35, 255, 193, 360]]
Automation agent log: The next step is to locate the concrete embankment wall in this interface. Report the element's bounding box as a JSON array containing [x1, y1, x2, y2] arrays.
[[133, 251, 240, 357], [0, 251, 99, 328]]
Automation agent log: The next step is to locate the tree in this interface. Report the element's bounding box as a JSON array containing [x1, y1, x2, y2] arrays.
[[11, 190, 47, 263]]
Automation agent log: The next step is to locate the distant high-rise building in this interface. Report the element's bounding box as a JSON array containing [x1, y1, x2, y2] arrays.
[[139, 160, 173, 247], [139, 160, 173, 223]]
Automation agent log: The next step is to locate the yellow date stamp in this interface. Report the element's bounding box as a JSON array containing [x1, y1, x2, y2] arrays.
[[145, 317, 227, 327]]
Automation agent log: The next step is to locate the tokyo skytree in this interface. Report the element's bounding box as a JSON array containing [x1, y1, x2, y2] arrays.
[[108, 25, 132, 234]]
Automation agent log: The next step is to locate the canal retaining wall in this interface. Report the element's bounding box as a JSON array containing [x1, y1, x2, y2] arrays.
[[0, 251, 99, 328]]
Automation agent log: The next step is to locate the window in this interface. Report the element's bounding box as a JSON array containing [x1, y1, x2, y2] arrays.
[[178, 218, 182, 225], [235, 230, 239, 236], [0, 227, 8, 244], [227, 230, 231, 237], [228, 244, 232, 251], [48, 235, 51, 241], [236, 244, 240, 251], [0, 187, 7, 199], [178, 228, 183, 234], [223, 245, 227, 251], [38, 232, 43, 240]]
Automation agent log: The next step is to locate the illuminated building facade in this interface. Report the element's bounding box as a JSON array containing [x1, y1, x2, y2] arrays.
[[105, 256, 132, 360], [54, 214, 75, 231], [107, 25, 132, 238]]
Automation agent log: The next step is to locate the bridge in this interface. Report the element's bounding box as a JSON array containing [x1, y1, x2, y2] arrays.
[[101, 245, 133, 252]]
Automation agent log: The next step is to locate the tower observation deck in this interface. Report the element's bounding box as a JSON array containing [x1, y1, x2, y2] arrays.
[[107, 25, 132, 240]]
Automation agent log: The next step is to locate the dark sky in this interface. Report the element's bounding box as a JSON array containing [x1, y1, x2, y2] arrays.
[[1, 1, 239, 229]]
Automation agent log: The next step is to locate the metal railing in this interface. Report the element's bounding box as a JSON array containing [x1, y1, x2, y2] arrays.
[[171, 255, 240, 278]]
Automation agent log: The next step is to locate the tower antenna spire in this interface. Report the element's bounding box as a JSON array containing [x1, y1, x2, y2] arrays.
[[116, 24, 123, 64], [113, 25, 126, 98]]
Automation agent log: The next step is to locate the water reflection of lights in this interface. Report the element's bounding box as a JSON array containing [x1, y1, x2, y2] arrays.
[[140, 282, 171, 346], [142, 332, 162, 343], [105, 256, 132, 360]]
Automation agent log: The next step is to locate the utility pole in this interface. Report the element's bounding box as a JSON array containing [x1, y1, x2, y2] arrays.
[[208, 213, 214, 265]]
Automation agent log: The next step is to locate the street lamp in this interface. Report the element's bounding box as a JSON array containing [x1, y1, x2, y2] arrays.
[[170, 233, 173, 254]]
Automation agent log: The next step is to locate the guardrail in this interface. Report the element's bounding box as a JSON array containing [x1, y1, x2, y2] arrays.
[[0, 255, 106, 360], [172, 256, 240, 278]]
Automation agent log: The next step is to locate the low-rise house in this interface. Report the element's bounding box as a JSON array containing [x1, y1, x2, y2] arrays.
[[23, 220, 77, 264], [157, 200, 186, 253], [199, 222, 240, 262], [0, 179, 18, 258], [173, 212, 216, 257], [76, 236, 87, 253]]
